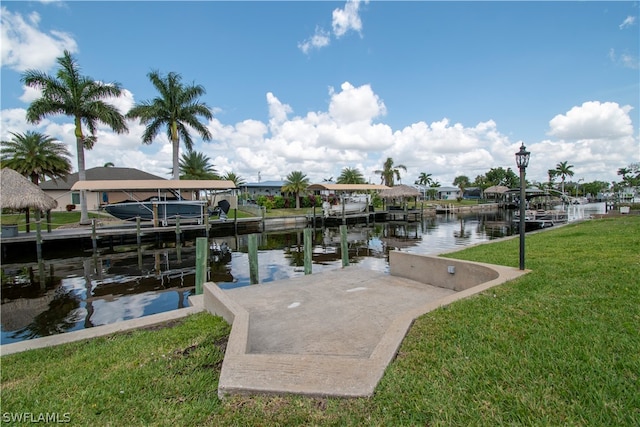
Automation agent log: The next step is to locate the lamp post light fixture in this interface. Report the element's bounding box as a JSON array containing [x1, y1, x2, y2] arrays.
[[515, 142, 530, 270]]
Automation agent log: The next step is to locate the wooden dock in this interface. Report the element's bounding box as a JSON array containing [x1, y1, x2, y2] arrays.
[[0, 217, 263, 263]]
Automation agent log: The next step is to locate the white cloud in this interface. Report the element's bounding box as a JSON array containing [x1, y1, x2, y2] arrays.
[[548, 101, 634, 140], [0, 7, 77, 72], [298, 26, 331, 54], [619, 15, 636, 29], [332, 0, 366, 38], [298, 0, 368, 54], [609, 48, 640, 70], [328, 82, 386, 124]]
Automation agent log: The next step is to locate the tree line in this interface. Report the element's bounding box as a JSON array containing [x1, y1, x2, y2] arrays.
[[2, 51, 637, 222]]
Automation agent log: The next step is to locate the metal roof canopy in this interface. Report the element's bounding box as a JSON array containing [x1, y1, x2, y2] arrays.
[[71, 179, 237, 191], [307, 183, 389, 192]]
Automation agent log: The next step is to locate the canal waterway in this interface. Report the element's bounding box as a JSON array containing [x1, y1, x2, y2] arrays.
[[1, 205, 605, 345]]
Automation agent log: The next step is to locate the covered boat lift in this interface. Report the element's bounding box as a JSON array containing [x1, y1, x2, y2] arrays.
[[307, 183, 389, 224], [71, 180, 237, 226]]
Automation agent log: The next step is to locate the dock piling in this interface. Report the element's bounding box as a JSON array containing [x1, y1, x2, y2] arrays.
[[304, 228, 312, 275], [248, 233, 259, 284], [195, 237, 207, 295], [340, 224, 349, 267]]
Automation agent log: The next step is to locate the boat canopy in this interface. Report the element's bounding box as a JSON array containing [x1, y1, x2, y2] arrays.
[[71, 179, 237, 191], [307, 183, 389, 192]]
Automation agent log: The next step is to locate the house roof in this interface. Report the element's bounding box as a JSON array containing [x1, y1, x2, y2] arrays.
[[39, 167, 166, 190], [71, 179, 236, 191], [241, 181, 286, 188], [307, 183, 389, 192]]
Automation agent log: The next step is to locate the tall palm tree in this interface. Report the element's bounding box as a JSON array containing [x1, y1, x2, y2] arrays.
[[22, 50, 129, 224], [337, 167, 365, 184], [1, 131, 72, 232], [222, 172, 245, 188], [127, 71, 213, 181], [375, 157, 407, 186], [178, 150, 218, 180], [1, 131, 72, 185], [281, 171, 309, 209], [555, 161, 575, 195]]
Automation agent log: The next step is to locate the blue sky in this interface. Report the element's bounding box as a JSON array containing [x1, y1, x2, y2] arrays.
[[1, 0, 638, 187]]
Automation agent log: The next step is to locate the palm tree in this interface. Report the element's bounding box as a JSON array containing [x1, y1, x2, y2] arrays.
[[22, 50, 129, 224], [178, 150, 219, 180], [127, 71, 213, 181], [281, 171, 309, 209], [1, 131, 72, 185], [428, 180, 441, 200], [222, 171, 245, 187], [555, 161, 575, 195], [453, 175, 471, 197], [1, 131, 73, 232], [415, 172, 433, 187], [337, 167, 365, 184], [375, 157, 407, 186]]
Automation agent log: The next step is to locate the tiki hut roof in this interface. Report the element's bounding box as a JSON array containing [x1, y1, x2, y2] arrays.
[[484, 185, 510, 194], [379, 184, 421, 199], [1, 168, 58, 211]]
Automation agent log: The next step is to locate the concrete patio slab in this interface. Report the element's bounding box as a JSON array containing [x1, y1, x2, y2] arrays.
[[204, 253, 526, 398]]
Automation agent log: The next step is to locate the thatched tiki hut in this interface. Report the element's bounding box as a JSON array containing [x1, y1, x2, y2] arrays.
[[483, 185, 510, 203], [1, 168, 58, 234], [379, 184, 421, 208]]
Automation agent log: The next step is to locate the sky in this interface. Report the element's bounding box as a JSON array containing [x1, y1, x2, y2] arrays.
[[1, 0, 639, 188]]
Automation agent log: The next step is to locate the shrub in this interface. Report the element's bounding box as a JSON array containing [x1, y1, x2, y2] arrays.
[[65, 204, 76, 211]]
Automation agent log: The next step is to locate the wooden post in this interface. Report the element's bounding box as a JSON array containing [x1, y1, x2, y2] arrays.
[[195, 237, 208, 295], [46, 210, 52, 233], [304, 228, 312, 275], [91, 218, 97, 252], [136, 217, 142, 247], [341, 194, 346, 225], [205, 213, 210, 238], [153, 203, 159, 227], [340, 224, 349, 267], [248, 233, 259, 284], [175, 215, 181, 246], [35, 212, 43, 263]]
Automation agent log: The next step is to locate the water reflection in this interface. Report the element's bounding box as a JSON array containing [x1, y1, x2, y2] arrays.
[[4, 207, 605, 345]]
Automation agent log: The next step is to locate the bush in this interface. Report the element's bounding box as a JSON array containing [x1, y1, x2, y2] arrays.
[[65, 204, 76, 211]]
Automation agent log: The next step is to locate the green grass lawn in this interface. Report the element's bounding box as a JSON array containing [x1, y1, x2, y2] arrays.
[[1, 216, 639, 426]]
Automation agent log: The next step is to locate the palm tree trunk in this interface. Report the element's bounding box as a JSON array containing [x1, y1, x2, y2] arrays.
[[172, 139, 180, 180], [171, 122, 180, 180], [75, 119, 90, 225]]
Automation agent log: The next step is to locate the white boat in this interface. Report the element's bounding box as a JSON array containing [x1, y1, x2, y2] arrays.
[[322, 195, 370, 218]]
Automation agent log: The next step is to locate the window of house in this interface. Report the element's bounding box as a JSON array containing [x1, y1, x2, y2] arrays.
[[71, 192, 80, 204]]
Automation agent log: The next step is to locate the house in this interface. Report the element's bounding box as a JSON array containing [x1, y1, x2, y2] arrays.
[[434, 186, 461, 200], [39, 167, 166, 212], [239, 181, 286, 202]]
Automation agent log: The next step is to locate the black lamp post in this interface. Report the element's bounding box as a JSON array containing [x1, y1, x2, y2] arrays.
[[515, 142, 530, 270]]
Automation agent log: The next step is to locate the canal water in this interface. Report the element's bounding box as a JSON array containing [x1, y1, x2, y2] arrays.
[[0, 205, 605, 345]]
